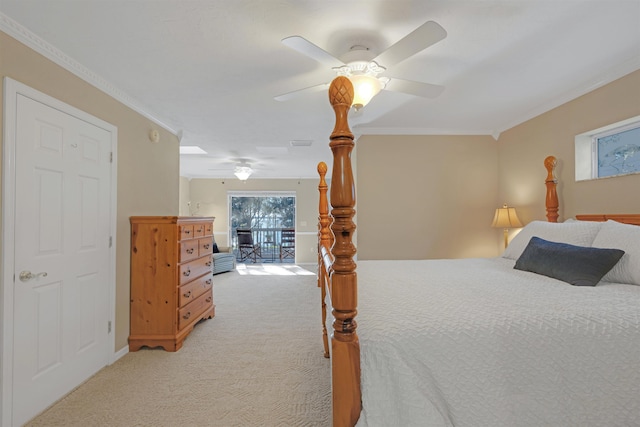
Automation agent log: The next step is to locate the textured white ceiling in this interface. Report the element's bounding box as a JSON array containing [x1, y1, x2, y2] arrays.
[[2, 0, 639, 179]]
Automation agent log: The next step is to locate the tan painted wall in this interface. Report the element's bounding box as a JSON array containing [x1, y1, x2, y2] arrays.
[[498, 70, 640, 223], [0, 32, 180, 352], [186, 178, 320, 264], [179, 176, 191, 216], [356, 135, 500, 259]]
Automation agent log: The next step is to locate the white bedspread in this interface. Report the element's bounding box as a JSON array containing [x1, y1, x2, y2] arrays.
[[352, 258, 640, 427]]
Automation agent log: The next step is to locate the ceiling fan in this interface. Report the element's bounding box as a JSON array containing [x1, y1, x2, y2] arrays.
[[207, 157, 267, 180], [275, 20, 447, 109]]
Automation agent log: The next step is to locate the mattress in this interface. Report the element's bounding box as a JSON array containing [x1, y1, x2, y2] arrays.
[[353, 257, 640, 427]]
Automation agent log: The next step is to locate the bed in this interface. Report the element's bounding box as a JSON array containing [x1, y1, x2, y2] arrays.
[[317, 76, 640, 427]]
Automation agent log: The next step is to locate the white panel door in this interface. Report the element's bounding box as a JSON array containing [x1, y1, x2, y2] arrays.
[[11, 93, 112, 425]]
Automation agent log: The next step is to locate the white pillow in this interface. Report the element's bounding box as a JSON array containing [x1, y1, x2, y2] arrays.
[[591, 220, 640, 286], [502, 220, 603, 260]]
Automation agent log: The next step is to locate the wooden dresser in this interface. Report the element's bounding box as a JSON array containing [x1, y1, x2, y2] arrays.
[[129, 216, 215, 351]]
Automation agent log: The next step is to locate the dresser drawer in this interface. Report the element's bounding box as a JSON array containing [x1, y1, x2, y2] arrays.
[[204, 223, 213, 236], [194, 223, 206, 238], [179, 239, 199, 262], [179, 254, 213, 286], [199, 237, 214, 256], [180, 224, 194, 240], [179, 272, 213, 307], [178, 289, 213, 331]]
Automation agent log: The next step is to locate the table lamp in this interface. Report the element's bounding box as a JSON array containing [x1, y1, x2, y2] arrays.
[[491, 204, 523, 248]]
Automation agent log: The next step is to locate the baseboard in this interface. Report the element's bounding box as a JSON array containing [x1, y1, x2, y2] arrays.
[[113, 345, 129, 363]]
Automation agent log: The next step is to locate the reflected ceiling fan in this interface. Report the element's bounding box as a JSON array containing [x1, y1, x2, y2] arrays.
[[275, 20, 447, 110]]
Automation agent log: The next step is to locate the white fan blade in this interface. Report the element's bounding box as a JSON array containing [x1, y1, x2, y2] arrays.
[[385, 78, 444, 98], [274, 83, 330, 101], [281, 36, 345, 68], [374, 21, 447, 67]]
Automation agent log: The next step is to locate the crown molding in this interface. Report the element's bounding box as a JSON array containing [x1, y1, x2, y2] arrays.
[[353, 126, 493, 136], [0, 12, 177, 135], [353, 57, 640, 141], [494, 56, 640, 137]]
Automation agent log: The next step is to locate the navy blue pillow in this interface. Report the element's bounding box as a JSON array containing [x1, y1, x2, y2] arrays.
[[514, 236, 625, 286], [212, 242, 220, 253]]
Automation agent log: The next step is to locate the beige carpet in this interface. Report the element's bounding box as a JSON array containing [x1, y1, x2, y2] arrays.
[[27, 264, 331, 426]]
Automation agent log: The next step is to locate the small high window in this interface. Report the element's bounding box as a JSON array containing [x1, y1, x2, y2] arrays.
[[595, 124, 640, 178], [575, 116, 640, 181]]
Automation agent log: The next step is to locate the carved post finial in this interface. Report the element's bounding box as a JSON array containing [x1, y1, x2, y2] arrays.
[[545, 156, 559, 222], [329, 76, 354, 142], [544, 156, 557, 180], [317, 161, 328, 175]]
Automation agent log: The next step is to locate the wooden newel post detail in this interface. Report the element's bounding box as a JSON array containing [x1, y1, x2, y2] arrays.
[[317, 162, 334, 253], [328, 76, 361, 427], [545, 156, 559, 223], [317, 162, 331, 359]]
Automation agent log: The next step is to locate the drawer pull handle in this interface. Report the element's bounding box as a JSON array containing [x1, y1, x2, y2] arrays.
[[186, 248, 194, 254], [184, 229, 191, 235], [206, 297, 213, 303], [183, 312, 191, 320], [205, 261, 212, 267], [206, 279, 212, 285], [183, 269, 191, 277], [203, 244, 210, 249], [183, 291, 191, 298]]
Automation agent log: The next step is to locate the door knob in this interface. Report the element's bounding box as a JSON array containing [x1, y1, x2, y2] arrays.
[[19, 271, 48, 282]]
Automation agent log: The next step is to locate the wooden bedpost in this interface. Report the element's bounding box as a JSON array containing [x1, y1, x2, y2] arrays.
[[318, 161, 334, 252], [544, 156, 559, 222], [328, 76, 361, 427], [318, 161, 331, 359]]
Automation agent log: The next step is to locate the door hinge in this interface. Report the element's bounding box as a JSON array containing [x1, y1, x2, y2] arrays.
[[108, 321, 112, 334], [109, 236, 113, 247], [110, 152, 113, 163]]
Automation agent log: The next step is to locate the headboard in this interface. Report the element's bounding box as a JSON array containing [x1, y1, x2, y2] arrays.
[[575, 214, 640, 225]]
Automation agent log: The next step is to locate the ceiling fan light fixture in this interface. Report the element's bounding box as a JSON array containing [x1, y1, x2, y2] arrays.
[[349, 74, 385, 110], [234, 165, 253, 181]]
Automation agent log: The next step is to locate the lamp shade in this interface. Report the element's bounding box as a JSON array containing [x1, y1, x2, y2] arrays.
[[349, 74, 384, 110], [234, 166, 253, 181], [491, 204, 523, 229]]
